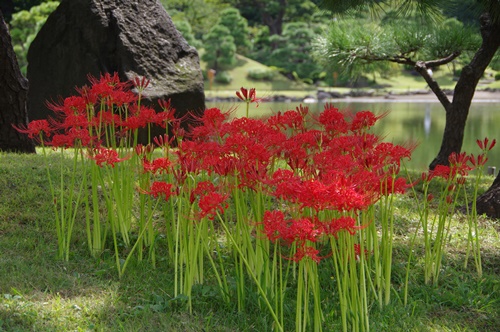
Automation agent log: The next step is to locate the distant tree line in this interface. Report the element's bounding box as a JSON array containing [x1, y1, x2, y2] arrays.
[[2, 0, 498, 86]]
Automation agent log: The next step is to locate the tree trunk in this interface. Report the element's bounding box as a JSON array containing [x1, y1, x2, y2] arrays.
[[0, 1, 14, 22], [473, 172, 500, 219], [0, 9, 35, 153], [429, 13, 500, 169]]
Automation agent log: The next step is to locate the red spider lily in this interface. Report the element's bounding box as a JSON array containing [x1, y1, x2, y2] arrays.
[[236, 87, 260, 106], [379, 176, 410, 196], [48, 128, 94, 148], [469, 153, 488, 168], [171, 120, 186, 142], [46, 96, 88, 117], [138, 107, 158, 125], [317, 104, 349, 136], [267, 169, 302, 203], [143, 157, 172, 174], [158, 99, 172, 111], [261, 211, 326, 262], [49, 133, 75, 148], [134, 144, 154, 157], [88, 72, 123, 99], [141, 181, 175, 201], [267, 109, 307, 133], [190, 181, 217, 204], [75, 84, 99, 105], [190, 107, 232, 139], [154, 108, 177, 128], [52, 113, 90, 131], [107, 89, 137, 107], [428, 164, 451, 180], [262, 211, 323, 244], [448, 152, 472, 177], [133, 76, 150, 92], [95, 110, 122, 127], [198, 192, 229, 220], [153, 134, 175, 148], [13, 120, 53, 139], [477, 137, 496, 151], [293, 246, 322, 263], [89, 147, 129, 167], [323, 216, 364, 237], [350, 111, 386, 132], [353, 244, 370, 261], [121, 115, 147, 131]]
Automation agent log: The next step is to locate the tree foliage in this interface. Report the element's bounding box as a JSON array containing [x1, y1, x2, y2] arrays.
[[172, 20, 202, 49], [202, 24, 237, 71], [268, 22, 323, 81], [8, 1, 59, 75], [160, 0, 228, 39], [217, 8, 251, 54], [315, 15, 481, 78]]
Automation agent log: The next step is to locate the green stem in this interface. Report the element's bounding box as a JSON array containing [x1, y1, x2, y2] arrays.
[[216, 211, 283, 332]]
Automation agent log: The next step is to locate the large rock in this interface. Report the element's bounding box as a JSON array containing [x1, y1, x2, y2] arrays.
[[27, 0, 205, 130]]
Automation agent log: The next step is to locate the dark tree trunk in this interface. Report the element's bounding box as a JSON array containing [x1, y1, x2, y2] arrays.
[[0, 0, 14, 22], [474, 172, 500, 219], [429, 13, 500, 169], [0, 9, 35, 153]]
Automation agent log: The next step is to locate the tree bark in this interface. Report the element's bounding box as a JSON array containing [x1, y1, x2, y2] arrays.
[[429, 13, 500, 169], [474, 172, 500, 219], [0, 9, 35, 153], [0, 0, 14, 22]]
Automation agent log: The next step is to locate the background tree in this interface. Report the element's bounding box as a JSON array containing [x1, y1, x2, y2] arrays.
[[0, 9, 35, 153], [9, 1, 59, 75], [268, 22, 324, 82], [217, 8, 251, 55], [172, 19, 202, 49], [318, 0, 500, 217], [160, 0, 228, 40], [229, 0, 325, 39], [202, 24, 237, 71], [0, 0, 56, 22]]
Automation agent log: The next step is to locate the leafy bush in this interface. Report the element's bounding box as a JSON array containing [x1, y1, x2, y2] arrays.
[[247, 68, 276, 81], [214, 71, 232, 84], [495, 72, 500, 81]]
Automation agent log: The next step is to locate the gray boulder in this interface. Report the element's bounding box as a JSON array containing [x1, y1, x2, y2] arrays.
[[27, 0, 205, 129]]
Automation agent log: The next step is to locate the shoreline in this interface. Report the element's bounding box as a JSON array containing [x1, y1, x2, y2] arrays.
[[206, 89, 500, 104]]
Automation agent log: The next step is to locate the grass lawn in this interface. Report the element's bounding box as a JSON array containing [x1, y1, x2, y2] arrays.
[[0, 149, 499, 331]]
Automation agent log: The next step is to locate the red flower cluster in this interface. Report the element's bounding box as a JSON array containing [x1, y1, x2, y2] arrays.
[[137, 94, 414, 262], [15, 72, 180, 150], [89, 147, 129, 167], [142, 181, 175, 201], [262, 211, 364, 262]]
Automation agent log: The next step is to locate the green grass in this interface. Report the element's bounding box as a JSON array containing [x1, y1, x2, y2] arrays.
[[0, 151, 499, 331]]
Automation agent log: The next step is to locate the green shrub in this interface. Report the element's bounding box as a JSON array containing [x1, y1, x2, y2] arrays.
[[495, 72, 500, 81], [215, 71, 232, 84], [247, 68, 276, 81]]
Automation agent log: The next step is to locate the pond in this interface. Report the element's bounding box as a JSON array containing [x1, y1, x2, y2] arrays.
[[206, 100, 500, 172]]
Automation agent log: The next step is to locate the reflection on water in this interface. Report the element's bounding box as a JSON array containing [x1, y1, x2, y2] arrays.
[[206, 100, 500, 172], [424, 104, 431, 137]]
